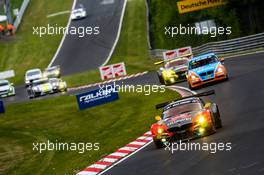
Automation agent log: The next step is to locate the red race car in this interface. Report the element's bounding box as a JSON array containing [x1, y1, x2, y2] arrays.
[[150, 90, 222, 148]]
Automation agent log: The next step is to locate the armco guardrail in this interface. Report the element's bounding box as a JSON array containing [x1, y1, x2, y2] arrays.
[[150, 32, 264, 58], [13, 0, 30, 32]]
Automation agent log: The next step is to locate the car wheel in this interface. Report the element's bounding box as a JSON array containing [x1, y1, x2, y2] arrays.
[[211, 103, 222, 128], [153, 139, 164, 149], [157, 72, 165, 85], [188, 83, 194, 90]]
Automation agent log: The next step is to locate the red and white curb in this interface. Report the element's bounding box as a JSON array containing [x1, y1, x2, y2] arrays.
[[76, 131, 153, 175], [69, 71, 148, 92]]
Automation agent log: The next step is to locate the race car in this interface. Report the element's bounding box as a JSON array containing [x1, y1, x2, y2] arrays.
[[187, 53, 228, 90], [43, 66, 61, 78], [71, 7, 87, 20], [27, 78, 53, 98], [25, 68, 42, 87], [0, 79, 15, 98], [150, 90, 222, 148], [49, 78, 67, 93], [156, 56, 189, 85]]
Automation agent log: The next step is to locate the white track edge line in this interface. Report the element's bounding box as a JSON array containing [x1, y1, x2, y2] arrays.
[[97, 140, 153, 175], [100, 0, 128, 67], [47, 0, 77, 67]]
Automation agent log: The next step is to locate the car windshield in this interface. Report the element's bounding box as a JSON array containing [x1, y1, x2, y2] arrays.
[[0, 81, 8, 86], [73, 9, 83, 14], [189, 55, 218, 69], [49, 79, 59, 83], [46, 67, 57, 72], [27, 71, 41, 77], [165, 59, 188, 68], [162, 103, 202, 119], [32, 80, 48, 86]]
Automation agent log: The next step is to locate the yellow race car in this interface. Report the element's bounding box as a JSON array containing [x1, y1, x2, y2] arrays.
[[156, 57, 189, 85]]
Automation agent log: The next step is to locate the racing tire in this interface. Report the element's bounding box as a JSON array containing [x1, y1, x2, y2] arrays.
[[157, 73, 165, 85], [153, 139, 164, 149], [211, 103, 222, 128]]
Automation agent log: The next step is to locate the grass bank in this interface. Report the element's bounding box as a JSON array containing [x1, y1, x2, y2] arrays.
[[0, 89, 180, 174], [0, 0, 72, 85]]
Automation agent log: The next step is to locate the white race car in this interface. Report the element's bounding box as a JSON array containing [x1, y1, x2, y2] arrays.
[[0, 80, 15, 98], [71, 8, 87, 20], [27, 78, 53, 98], [25, 69, 42, 87]]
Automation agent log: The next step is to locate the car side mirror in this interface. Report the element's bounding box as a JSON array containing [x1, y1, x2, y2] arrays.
[[204, 103, 211, 108], [155, 116, 161, 121], [219, 58, 225, 63]]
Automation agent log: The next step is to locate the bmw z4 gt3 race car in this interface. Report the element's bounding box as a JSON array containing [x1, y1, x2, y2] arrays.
[[156, 57, 189, 85], [187, 53, 228, 90], [150, 90, 222, 148]]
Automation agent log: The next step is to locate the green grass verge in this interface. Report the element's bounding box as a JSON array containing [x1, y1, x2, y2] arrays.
[[0, 0, 72, 85], [63, 0, 155, 88], [0, 89, 180, 174]]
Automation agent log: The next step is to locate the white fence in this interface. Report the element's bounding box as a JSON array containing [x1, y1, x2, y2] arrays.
[[13, 0, 30, 32], [150, 32, 264, 58]]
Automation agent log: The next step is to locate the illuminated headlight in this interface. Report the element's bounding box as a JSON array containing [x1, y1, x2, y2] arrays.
[[157, 128, 164, 134], [54, 70, 59, 75], [9, 87, 13, 92], [33, 87, 39, 92], [43, 73, 47, 78], [161, 138, 166, 142], [191, 75, 196, 79], [25, 80, 29, 84], [198, 116, 205, 124], [199, 128, 205, 134], [216, 67, 223, 73], [59, 83, 65, 89]]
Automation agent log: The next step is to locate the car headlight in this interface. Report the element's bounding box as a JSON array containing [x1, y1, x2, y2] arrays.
[[9, 87, 13, 92], [157, 128, 164, 134], [59, 83, 65, 89], [55, 70, 60, 75], [198, 116, 205, 124], [189, 73, 200, 82], [43, 73, 47, 78], [216, 66, 224, 73]]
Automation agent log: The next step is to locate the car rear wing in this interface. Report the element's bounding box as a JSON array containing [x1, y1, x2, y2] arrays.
[[155, 90, 215, 109], [154, 53, 193, 65]]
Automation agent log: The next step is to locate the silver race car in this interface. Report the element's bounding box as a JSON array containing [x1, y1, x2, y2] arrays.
[[71, 7, 87, 20], [49, 78, 67, 93], [0, 80, 15, 98], [43, 66, 61, 78], [27, 78, 53, 98]]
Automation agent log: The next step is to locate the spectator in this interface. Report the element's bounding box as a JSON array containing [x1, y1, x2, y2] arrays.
[[0, 24, 4, 37], [7, 24, 14, 35]]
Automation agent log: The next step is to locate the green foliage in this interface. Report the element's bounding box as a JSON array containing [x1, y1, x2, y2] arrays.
[[149, 0, 263, 49]]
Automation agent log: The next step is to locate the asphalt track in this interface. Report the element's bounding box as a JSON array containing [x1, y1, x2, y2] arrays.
[[100, 52, 264, 175], [51, 0, 126, 75]]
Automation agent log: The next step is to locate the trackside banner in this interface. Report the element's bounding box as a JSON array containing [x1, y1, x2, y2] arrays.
[[76, 85, 119, 110], [177, 0, 227, 14]]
